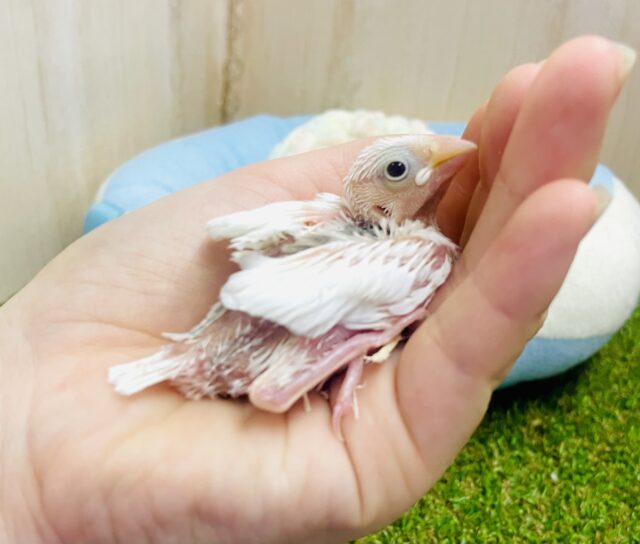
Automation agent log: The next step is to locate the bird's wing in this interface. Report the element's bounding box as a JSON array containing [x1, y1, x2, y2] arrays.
[[207, 193, 345, 256], [219, 230, 455, 338]]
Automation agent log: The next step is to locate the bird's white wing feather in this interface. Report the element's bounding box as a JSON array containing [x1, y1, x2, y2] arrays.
[[207, 193, 344, 254], [219, 230, 454, 338]]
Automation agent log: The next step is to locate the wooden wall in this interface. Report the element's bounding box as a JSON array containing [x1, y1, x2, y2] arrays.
[[1, 0, 639, 300], [0, 0, 229, 300], [233, 0, 640, 186]]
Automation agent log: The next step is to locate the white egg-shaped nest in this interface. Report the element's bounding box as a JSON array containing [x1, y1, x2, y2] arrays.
[[269, 110, 431, 158]]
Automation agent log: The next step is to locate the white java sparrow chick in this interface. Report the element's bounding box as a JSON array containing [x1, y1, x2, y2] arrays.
[[108, 134, 476, 436]]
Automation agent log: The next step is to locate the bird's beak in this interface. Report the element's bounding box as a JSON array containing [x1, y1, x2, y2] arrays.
[[429, 136, 477, 168], [415, 136, 477, 187]]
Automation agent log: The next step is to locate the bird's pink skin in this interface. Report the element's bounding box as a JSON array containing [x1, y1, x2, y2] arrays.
[[109, 300, 437, 440], [248, 306, 428, 414], [331, 357, 364, 439]]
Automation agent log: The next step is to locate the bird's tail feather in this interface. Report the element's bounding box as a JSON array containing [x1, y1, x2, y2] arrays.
[[108, 347, 190, 395]]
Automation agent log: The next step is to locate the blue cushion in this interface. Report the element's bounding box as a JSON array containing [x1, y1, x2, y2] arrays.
[[84, 115, 313, 232]]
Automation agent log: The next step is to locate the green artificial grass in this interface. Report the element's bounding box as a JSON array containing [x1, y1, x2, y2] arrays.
[[357, 306, 640, 543]]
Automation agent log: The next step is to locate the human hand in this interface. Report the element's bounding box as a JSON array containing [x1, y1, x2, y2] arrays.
[[0, 36, 632, 543]]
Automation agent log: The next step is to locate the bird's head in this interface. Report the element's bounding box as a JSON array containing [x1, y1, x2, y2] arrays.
[[344, 134, 477, 225]]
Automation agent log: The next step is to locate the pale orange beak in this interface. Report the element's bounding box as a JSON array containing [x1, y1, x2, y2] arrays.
[[429, 136, 477, 168], [414, 135, 477, 187]]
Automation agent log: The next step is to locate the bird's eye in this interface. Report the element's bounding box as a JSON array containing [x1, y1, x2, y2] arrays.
[[384, 160, 408, 181]]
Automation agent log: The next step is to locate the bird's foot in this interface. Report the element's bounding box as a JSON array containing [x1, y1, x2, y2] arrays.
[[332, 356, 365, 440]]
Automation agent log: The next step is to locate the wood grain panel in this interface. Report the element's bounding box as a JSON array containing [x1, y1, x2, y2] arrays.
[[0, 0, 228, 300], [234, 0, 640, 191], [3, 0, 639, 301]]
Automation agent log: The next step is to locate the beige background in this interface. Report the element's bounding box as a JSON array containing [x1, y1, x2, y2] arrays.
[[1, 0, 639, 301]]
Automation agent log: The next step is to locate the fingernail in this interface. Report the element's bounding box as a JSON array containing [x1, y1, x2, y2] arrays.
[[592, 185, 612, 219], [613, 41, 637, 82]]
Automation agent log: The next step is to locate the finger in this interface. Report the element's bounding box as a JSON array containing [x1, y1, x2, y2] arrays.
[[436, 103, 485, 242], [459, 62, 541, 246], [395, 179, 598, 481], [464, 36, 634, 265], [237, 138, 376, 199]]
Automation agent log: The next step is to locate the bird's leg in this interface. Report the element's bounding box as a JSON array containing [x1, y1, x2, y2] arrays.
[[303, 393, 312, 413], [332, 356, 365, 439]]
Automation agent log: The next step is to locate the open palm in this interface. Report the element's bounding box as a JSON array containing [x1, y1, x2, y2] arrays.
[[1, 37, 629, 543]]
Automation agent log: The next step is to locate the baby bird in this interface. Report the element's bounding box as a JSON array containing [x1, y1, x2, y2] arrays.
[[108, 134, 476, 435]]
